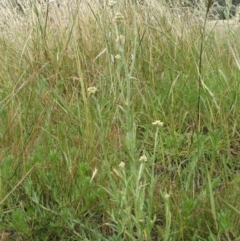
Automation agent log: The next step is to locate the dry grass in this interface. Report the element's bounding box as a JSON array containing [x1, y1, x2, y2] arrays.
[[1, 0, 238, 41], [207, 18, 240, 28]]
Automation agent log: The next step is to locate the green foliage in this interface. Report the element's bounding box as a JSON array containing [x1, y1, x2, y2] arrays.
[[0, 0, 240, 240]]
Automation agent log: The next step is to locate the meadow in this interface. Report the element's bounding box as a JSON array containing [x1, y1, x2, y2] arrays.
[[1, 0, 240, 240]]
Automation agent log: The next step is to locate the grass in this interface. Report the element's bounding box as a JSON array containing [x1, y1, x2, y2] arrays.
[[1, 0, 240, 240]]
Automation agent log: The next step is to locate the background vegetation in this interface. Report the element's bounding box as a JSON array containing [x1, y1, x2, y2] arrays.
[[0, 0, 240, 240]]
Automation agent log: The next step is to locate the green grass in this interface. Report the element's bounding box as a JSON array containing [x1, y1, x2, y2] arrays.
[[1, 0, 240, 240]]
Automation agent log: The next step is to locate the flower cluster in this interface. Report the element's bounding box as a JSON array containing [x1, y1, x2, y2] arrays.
[[119, 162, 125, 168], [115, 12, 124, 24], [115, 54, 121, 60], [87, 87, 97, 95], [139, 154, 147, 162], [108, 0, 116, 7], [115, 35, 125, 45], [152, 120, 164, 126]]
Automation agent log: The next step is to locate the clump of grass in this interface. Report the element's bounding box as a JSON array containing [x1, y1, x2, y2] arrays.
[[1, 0, 240, 240]]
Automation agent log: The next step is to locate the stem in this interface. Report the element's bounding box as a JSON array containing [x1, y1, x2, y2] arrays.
[[197, 0, 213, 133]]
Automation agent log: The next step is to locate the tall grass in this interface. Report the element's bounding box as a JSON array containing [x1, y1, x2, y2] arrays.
[[1, 0, 240, 240]]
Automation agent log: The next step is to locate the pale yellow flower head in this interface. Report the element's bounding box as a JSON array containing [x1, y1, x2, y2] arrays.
[[108, 0, 116, 7], [87, 87, 97, 95], [139, 154, 147, 162], [115, 54, 121, 60], [115, 35, 125, 45], [119, 162, 125, 168], [162, 192, 170, 200], [115, 12, 124, 23], [152, 120, 164, 126]]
